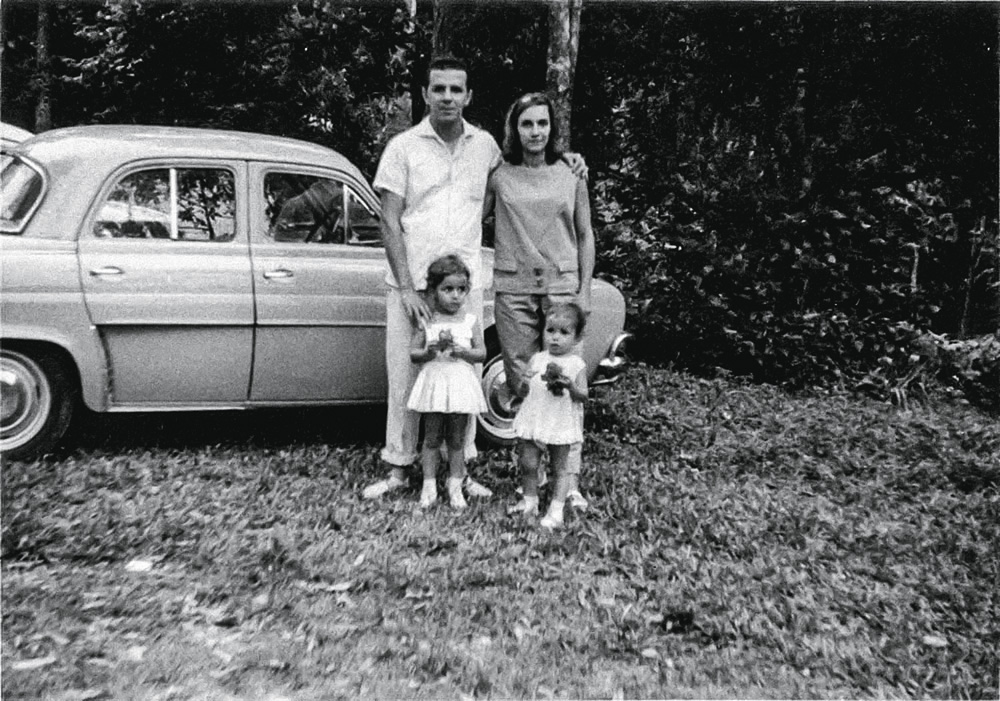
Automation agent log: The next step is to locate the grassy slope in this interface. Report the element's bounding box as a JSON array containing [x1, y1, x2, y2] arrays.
[[2, 367, 997, 700]]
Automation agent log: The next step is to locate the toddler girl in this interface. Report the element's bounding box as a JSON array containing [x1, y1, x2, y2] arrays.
[[407, 255, 487, 509], [508, 303, 588, 529]]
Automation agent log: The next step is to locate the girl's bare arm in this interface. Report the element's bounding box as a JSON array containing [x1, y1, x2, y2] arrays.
[[453, 318, 487, 364], [410, 327, 434, 363], [565, 368, 589, 404]]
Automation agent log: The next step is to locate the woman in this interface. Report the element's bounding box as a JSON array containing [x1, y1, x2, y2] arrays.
[[487, 92, 596, 509]]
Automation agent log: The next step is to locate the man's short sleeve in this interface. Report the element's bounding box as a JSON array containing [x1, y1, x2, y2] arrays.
[[488, 138, 503, 172], [373, 135, 408, 198]]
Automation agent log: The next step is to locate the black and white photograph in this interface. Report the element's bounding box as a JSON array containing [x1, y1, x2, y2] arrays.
[[2, 0, 997, 698]]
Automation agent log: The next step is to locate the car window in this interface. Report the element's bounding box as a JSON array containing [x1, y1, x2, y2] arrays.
[[1, 155, 45, 234], [264, 172, 380, 246], [93, 167, 236, 242]]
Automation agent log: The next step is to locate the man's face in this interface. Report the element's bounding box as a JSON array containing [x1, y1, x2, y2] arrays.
[[423, 69, 471, 127]]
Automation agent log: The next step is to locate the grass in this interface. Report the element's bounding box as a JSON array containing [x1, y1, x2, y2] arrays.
[[2, 366, 998, 700]]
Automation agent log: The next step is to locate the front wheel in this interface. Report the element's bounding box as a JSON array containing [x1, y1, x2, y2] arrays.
[[477, 354, 518, 447], [0, 348, 75, 461]]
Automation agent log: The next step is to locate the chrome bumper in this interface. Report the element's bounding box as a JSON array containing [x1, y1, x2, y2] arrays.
[[591, 332, 631, 387]]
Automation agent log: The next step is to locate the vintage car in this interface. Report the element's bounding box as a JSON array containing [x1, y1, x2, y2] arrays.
[[1, 121, 33, 150], [1, 125, 629, 460]]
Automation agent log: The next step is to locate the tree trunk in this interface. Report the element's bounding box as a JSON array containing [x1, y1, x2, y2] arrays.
[[34, 0, 52, 132], [546, 0, 582, 152], [432, 0, 457, 57]]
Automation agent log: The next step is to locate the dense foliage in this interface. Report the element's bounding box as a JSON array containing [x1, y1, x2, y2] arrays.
[[2, 0, 997, 406], [3, 369, 998, 698]]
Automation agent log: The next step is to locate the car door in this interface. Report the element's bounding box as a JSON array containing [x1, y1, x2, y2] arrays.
[[78, 160, 254, 405], [248, 163, 386, 403]]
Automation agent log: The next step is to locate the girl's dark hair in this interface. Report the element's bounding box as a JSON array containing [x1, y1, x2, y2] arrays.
[[426, 254, 471, 291], [546, 302, 587, 338], [503, 92, 561, 165]]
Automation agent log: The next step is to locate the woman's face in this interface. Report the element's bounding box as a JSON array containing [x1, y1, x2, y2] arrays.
[[517, 104, 551, 155]]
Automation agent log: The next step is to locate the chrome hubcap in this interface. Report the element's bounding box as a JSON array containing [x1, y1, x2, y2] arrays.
[[0, 352, 51, 450], [478, 357, 517, 443]]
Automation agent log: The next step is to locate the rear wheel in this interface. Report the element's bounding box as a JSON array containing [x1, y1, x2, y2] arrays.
[[477, 354, 518, 447], [0, 348, 75, 461]]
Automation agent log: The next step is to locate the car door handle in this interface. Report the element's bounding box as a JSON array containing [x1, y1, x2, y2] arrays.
[[89, 266, 124, 276], [262, 269, 294, 280]]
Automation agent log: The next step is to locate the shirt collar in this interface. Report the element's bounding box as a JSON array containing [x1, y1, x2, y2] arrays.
[[416, 116, 477, 143]]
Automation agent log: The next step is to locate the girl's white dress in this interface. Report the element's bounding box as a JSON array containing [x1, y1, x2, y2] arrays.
[[407, 313, 488, 414], [512, 350, 586, 445]]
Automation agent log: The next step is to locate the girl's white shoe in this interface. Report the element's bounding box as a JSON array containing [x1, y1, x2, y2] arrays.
[[566, 490, 588, 510], [540, 500, 565, 530], [447, 477, 467, 510], [539, 513, 563, 530], [507, 497, 539, 516], [419, 480, 438, 508]]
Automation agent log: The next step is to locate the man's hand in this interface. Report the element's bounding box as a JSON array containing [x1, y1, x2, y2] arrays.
[[562, 152, 589, 180], [402, 289, 431, 325]]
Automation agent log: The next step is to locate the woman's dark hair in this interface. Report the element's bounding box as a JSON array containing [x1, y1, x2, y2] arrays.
[[426, 254, 471, 291], [546, 302, 587, 338], [503, 92, 561, 165]]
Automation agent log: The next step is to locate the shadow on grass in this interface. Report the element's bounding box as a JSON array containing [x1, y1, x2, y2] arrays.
[[63, 404, 388, 456]]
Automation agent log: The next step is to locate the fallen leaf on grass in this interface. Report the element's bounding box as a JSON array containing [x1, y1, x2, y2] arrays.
[[10, 655, 57, 671], [45, 631, 71, 646], [55, 689, 109, 701], [922, 634, 948, 648], [121, 645, 146, 662], [404, 585, 433, 600]]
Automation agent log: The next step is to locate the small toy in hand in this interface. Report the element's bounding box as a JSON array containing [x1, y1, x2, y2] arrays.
[[542, 362, 566, 395], [436, 328, 454, 355]]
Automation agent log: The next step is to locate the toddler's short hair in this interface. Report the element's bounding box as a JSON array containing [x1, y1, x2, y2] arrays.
[[546, 302, 587, 338], [426, 254, 471, 291]]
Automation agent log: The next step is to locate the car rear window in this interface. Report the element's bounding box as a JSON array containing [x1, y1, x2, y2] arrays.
[[0, 155, 44, 234]]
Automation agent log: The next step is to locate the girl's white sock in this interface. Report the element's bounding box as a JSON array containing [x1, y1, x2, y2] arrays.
[[446, 476, 467, 510], [541, 500, 565, 529], [419, 479, 437, 508]]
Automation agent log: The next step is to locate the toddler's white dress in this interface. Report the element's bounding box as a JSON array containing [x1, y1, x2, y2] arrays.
[[407, 313, 487, 414], [512, 350, 586, 445]]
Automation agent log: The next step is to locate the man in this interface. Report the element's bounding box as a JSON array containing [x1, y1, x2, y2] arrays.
[[363, 56, 500, 500], [363, 56, 586, 501]]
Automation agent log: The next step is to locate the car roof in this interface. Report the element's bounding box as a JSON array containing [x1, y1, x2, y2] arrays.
[[19, 124, 365, 177]]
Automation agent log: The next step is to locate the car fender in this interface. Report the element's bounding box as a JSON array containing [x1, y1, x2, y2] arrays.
[[1, 239, 111, 412], [2, 323, 110, 413]]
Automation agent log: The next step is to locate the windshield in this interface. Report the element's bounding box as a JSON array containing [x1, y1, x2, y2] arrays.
[[1, 155, 45, 233]]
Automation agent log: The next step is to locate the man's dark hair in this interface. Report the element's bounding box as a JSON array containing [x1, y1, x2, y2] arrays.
[[503, 92, 562, 166], [425, 55, 470, 86]]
